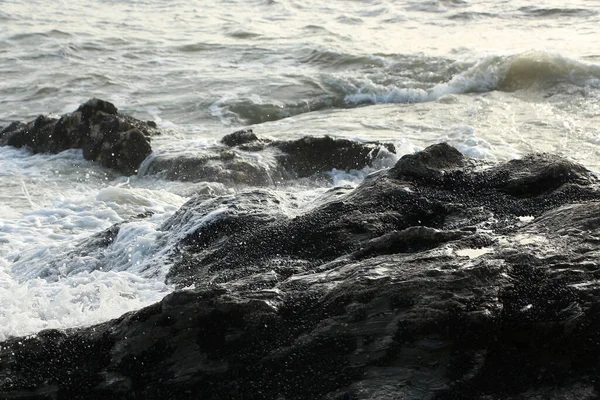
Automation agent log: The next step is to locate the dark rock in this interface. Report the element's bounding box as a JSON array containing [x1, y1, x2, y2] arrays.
[[50, 112, 84, 152], [163, 145, 597, 287], [273, 135, 396, 178], [221, 128, 271, 152], [493, 153, 592, 197], [353, 226, 470, 260], [0, 121, 27, 143], [142, 132, 396, 185], [221, 129, 261, 147], [96, 128, 152, 176], [3, 144, 600, 399], [390, 142, 466, 182], [143, 151, 281, 185], [1, 120, 34, 148], [0, 98, 158, 175], [76, 97, 118, 120]]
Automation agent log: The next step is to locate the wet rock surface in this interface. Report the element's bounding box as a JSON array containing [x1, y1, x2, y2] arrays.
[[3, 144, 600, 399], [270, 135, 396, 178], [142, 150, 283, 186], [0, 98, 158, 175], [143, 129, 396, 185], [0, 102, 394, 182]]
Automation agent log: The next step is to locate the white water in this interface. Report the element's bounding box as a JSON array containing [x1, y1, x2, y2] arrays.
[[2, 0, 600, 340], [0, 146, 189, 340]]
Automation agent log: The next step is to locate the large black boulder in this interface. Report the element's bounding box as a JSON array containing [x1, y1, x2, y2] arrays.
[[0, 98, 158, 175], [2, 144, 600, 399]]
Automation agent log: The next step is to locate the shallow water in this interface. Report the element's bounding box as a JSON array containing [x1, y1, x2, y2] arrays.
[[1, 0, 600, 340]]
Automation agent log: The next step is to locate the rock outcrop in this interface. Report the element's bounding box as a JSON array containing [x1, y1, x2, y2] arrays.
[[143, 129, 396, 185], [2, 144, 600, 399], [0, 99, 158, 175], [271, 135, 396, 178], [1, 101, 394, 182]]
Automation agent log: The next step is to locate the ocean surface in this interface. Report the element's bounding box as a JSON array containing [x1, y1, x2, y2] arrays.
[[1, 0, 600, 340]]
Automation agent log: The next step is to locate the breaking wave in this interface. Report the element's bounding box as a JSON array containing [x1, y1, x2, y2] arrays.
[[340, 51, 600, 106], [210, 51, 600, 124]]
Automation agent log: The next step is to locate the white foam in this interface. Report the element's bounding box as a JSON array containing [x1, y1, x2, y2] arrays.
[[0, 199, 177, 340], [335, 52, 600, 107], [0, 145, 192, 340], [96, 186, 185, 217], [326, 56, 507, 107], [518, 216, 535, 223], [6, 182, 187, 276], [0, 267, 171, 342], [436, 125, 494, 160], [327, 168, 371, 187], [456, 247, 493, 259]]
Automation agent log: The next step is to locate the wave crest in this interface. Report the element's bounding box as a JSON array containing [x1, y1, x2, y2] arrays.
[[341, 52, 600, 106], [209, 51, 600, 125]]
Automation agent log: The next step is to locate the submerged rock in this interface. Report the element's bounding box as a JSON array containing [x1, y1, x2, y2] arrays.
[[142, 150, 283, 185], [2, 144, 600, 399], [143, 129, 396, 185], [0, 98, 158, 175]]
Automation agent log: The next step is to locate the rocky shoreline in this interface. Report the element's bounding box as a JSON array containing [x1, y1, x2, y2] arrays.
[[2, 102, 600, 399], [0, 99, 395, 183]]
